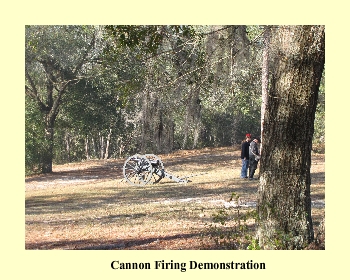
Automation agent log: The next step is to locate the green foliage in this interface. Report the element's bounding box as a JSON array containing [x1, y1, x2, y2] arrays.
[[246, 25, 264, 42], [24, 25, 265, 173], [212, 209, 229, 225], [247, 238, 261, 250], [25, 25, 325, 174], [105, 25, 196, 55], [25, 96, 45, 175]]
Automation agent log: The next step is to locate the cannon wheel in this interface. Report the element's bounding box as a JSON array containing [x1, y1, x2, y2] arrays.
[[144, 154, 164, 184], [123, 154, 153, 186]]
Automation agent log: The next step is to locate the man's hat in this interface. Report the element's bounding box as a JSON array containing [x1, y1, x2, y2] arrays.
[[245, 133, 251, 138]]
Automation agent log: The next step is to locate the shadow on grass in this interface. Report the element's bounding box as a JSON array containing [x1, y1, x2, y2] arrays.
[[311, 172, 325, 184], [25, 233, 224, 250], [25, 163, 123, 184], [25, 148, 235, 185], [25, 180, 257, 216]]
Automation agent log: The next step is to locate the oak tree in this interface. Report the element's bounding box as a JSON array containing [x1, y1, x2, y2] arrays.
[[257, 25, 325, 249], [25, 26, 102, 172]]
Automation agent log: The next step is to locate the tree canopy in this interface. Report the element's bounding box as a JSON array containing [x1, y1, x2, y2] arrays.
[[25, 25, 324, 173], [26, 25, 269, 173]]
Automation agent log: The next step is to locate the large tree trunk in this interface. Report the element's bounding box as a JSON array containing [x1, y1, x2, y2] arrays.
[[257, 26, 325, 249], [261, 26, 271, 148]]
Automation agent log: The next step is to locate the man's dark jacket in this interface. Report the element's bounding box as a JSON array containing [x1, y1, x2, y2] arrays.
[[241, 141, 250, 159]]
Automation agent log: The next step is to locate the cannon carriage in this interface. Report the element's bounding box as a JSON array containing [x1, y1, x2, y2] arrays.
[[122, 154, 189, 186]]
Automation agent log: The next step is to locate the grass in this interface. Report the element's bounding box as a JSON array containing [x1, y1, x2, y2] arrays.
[[25, 146, 325, 250]]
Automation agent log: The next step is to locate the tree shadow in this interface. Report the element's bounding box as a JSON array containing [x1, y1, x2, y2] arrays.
[[25, 232, 207, 250]]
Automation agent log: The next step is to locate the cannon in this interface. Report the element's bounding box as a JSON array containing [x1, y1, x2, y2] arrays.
[[123, 154, 190, 186]]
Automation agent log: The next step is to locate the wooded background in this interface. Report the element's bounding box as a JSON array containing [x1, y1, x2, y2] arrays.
[[25, 25, 325, 175]]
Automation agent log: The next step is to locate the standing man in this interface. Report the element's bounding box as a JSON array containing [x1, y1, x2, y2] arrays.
[[240, 133, 251, 178], [249, 137, 261, 180]]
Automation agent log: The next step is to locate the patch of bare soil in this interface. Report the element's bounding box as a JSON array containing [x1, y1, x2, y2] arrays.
[[25, 147, 325, 250]]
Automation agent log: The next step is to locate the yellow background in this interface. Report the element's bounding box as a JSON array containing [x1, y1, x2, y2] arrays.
[[2, 1, 346, 279]]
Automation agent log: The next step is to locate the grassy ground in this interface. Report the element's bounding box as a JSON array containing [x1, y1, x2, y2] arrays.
[[25, 146, 325, 250]]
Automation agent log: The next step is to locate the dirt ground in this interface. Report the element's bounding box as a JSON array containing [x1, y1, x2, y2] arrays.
[[25, 146, 325, 250]]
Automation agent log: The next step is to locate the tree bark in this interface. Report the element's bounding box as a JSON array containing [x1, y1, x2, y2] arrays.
[[257, 26, 325, 249], [261, 26, 271, 147]]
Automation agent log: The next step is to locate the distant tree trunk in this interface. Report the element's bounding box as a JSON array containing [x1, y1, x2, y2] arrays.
[[156, 112, 163, 152], [257, 26, 325, 249], [42, 126, 54, 173], [65, 132, 71, 162], [26, 63, 71, 173], [140, 60, 155, 154], [91, 137, 97, 158], [41, 88, 61, 173], [168, 120, 175, 152], [192, 89, 202, 149], [104, 128, 112, 160], [182, 110, 189, 149], [85, 136, 90, 160], [99, 132, 104, 159]]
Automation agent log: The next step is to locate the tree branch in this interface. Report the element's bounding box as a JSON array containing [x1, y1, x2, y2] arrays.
[[25, 70, 49, 112]]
